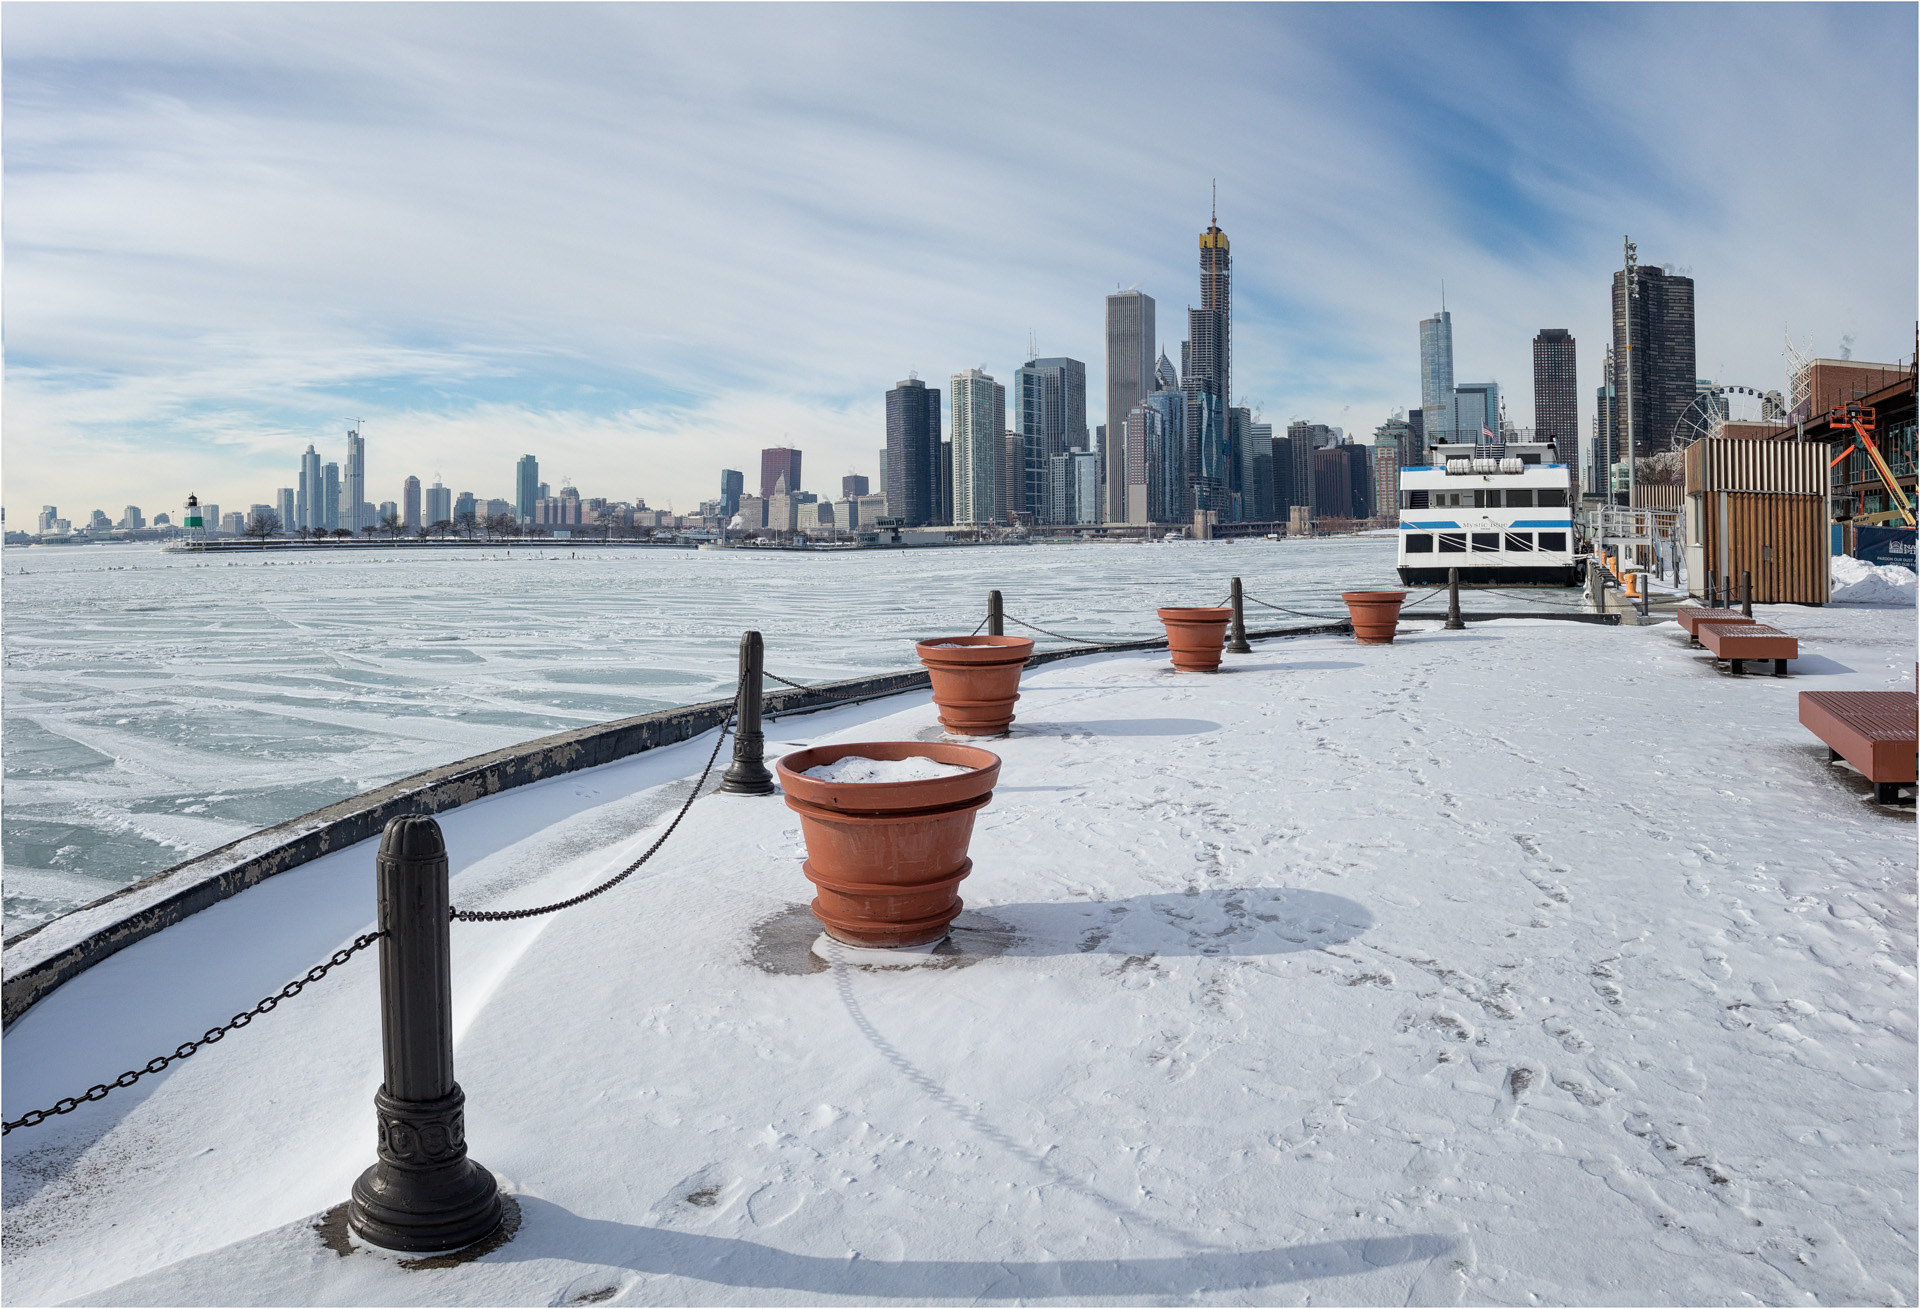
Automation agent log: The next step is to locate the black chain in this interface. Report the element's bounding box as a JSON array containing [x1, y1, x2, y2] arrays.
[[452, 708, 733, 923], [969, 616, 989, 636], [1, 931, 383, 1136], [1002, 614, 1139, 648], [762, 671, 887, 702], [1241, 592, 1350, 620]]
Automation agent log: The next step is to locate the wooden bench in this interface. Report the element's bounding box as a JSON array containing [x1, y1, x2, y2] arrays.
[[1799, 691, 1918, 804], [1677, 607, 1754, 645], [1696, 619, 1797, 676]]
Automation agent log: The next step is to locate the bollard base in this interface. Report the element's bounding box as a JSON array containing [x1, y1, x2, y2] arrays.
[[812, 933, 951, 968], [348, 1086, 505, 1254]]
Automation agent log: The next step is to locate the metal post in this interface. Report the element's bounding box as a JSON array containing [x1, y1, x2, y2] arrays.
[[987, 590, 1004, 637], [1741, 571, 1753, 618], [1706, 569, 1717, 608], [349, 816, 502, 1253], [718, 630, 774, 795], [1444, 568, 1465, 630], [1227, 577, 1252, 653]]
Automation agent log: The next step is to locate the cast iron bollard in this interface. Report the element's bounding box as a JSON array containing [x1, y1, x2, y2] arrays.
[[1444, 568, 1465, 631], [987, 590, 1004, 637], [1741, 570, 1753, 618], [1227, 577, 1252, 653], [349, 816, 503, 1253], [718, 630, 774, 795]]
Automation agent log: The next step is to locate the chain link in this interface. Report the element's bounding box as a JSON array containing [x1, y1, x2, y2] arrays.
[[452, 708, 734, 923], [1, 931, 383, 1136], [761, 671, 891, 702], [1241, 592, 1350, 621], [1002, 614, 1141, 648]]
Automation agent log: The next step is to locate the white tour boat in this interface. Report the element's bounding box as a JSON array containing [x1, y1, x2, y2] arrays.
[[1396, 438, 1579, 585]]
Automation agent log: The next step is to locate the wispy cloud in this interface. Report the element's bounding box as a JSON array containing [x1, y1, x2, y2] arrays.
[[4, 3, 1913, 518]]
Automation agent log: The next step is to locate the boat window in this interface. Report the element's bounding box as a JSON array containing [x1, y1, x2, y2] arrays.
[[1471, 533, 1500, 552], [1537, 532, 1568, 552], [1405, 533, 1434, 553], [1504, 532, 1535, 552], [1473, 489, 1495, 508], [1520, 453, 1541, 465], [1536, 488, 1568, 507], [1438, 533, 1467, 553], [1505, 488, 1534, 507]]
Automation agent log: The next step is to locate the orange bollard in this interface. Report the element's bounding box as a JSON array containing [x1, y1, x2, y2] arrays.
[[1624, 571, 1640, 597]]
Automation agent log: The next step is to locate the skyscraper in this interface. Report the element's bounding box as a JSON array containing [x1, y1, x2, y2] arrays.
[[1186, 204, 1232, 516], [1015, 356, 1087, 522], [403, 475, 422, 532], [276, 487, 295, 532], [343, 427, 366, 532], [950, 368, 1004, 525], [298, 445, 323, 531], [1609, 264, 1696, 462], [760, 447, 802, 501], [1104, 290, 1155, 522], [1532, 329, 1579, 463], [1448, 383, 1501, 445], [1247, 420, 1274, 523], [841, 474, 869, 499], [323, 463, 341, 531], [425, 481, 452, 527], [885, 376, 942, 527], [515, 455, 539, 524], [1419, 308, 1454, 444], [719, 469, 744, 518]]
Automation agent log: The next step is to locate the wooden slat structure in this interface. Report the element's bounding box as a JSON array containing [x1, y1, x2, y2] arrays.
[[1676, 607, 1754, 642], [1683, 438, 1830, 604]]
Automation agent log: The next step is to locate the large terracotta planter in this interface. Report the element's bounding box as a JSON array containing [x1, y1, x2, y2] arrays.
[[914, 635, 1034, 737], [1341, 590, 1407, 644], [775, 742, 1001, 948], [1158, 607, 1232, 672]]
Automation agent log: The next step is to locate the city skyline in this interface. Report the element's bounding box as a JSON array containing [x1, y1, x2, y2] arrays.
[[4, 5, 1913, 520]]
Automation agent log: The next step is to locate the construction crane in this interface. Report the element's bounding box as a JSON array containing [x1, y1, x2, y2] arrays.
[[1827, 402, 1915, 526]]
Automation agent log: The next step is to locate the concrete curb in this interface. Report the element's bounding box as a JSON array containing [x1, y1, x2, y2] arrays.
[[1, 624, 1343, 1027]]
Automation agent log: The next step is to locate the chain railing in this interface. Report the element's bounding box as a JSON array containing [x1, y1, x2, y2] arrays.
[[2, 930, 383, 1135], [451, 707, 735, 923]]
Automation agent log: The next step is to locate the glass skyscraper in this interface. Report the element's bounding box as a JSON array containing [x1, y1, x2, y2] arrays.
[[515, 455, 539, 524], [950, 368, 1004, 525], [1419, 308, 1454, 447], [1104, 290, 1155, 523]]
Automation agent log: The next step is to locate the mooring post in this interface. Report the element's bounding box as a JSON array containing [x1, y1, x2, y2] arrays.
[[1227, 577, 1252, 653], [349, 816, 503, 1254], [987, 590, 1004, 637], [1741, 570, 1753, 618], [1444, 568, 1465, 631], [718, 630, 774, 795]]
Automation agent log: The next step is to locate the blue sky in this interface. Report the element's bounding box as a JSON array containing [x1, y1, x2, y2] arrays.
[[4, 2, 1915, 521]]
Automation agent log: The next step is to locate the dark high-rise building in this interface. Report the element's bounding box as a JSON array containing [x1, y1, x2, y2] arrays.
[[1016, 356, 1087, 522], [884, 377, 941, 527], [1186, 205, 1232, 515], [1343, 442, 1372, 519], [1532, 329, 1579, 463], [1313, 446, 1351, 523], [841, 474, 869, 499], [1406, 408, 1426, 460], [1104, 290, 1155, 522], [760, 447, 803, 502], [1609, 264, 1695, 462], [515, 455, 539, 524], [719, 469, 744, 518]]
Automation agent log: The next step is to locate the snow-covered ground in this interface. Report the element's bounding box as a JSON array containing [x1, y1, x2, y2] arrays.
[[7, 536, 1452, 934], [3, 608, 1914, 1306]]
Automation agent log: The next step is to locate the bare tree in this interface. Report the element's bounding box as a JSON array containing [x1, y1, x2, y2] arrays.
[[243, 509, 281, 544], [380, 509, 404, 540]]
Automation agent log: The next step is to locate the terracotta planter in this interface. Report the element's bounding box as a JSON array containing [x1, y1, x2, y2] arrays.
[[1157, 607, 1232, 672], [776, 742, 1001, 948], [1341, 590, 1407, 644], [914, 635, 1034, 737]]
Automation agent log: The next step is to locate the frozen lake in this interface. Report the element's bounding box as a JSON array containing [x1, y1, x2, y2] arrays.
[[1, 535, 1570, 935]]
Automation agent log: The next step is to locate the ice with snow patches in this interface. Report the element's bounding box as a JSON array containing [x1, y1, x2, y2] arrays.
[[2, 608, 1913, 1306]]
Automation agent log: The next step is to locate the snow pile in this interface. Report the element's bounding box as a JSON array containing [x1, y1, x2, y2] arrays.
[[802, 754, 975, 783], [1831, 553, 1917, 605]]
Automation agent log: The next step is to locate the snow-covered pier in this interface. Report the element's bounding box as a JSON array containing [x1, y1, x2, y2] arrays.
[[4, 607, 1914, 1305]]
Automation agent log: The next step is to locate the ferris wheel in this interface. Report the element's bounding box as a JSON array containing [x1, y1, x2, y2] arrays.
[[1669, 385, 1788, 450]]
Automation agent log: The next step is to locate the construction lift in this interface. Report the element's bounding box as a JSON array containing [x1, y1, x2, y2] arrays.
[[1828, 402, 1916, 527]]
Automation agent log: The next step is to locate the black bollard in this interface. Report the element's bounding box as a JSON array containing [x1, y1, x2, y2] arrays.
[[718, 630, 774, 795], [1444, 568, 1465, 630], [1227, 577, 1252, 653], [987, 590, 1004, 637], [1706, 569, 1718, 608], [1741, 570, 1753, 618], [349, 816, 503, 1253]]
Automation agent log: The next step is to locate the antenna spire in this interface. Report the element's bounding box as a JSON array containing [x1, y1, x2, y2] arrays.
[[1211, 179, 1217, 227]]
